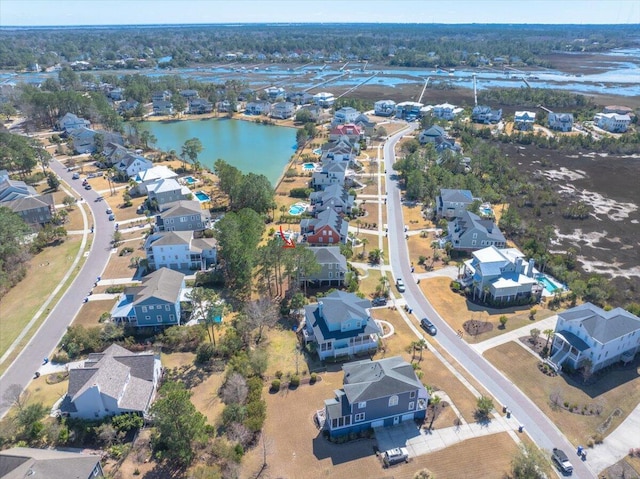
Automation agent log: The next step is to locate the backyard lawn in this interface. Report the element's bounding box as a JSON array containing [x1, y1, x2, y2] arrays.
[[402, 203, 433, 231], [420, 276, 556, 343], [484, 342, 640, 446], [71, 299, 117, 328]]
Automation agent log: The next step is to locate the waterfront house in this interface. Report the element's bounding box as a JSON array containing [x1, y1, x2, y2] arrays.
[[436, 188, 475, 219], [396, 101, 423, 120], [188, 98, 213, 114], [594, 113, 631, 133], [303, 290, 381, 360], [60, 344, 162, 419], [145, 230, 217, 271], [447, 210, 506, 252], [133, 165, 178, 195], [471, 105, 502, 124], [602, 105, 633, 115], [245, 101, 271, 116], [550, 303, 640, 373], [432, 103, 463, 120], [115, 153, 153, 178], [313, 92, 335, 108], [153, 99, 174, 116], [300, 246, 348, 287], [270, 101, 296, 119], [179, 89, 199, 100], [300, 208, 349, 245], [0, 447, 104, 478], [287, 91, 315, 106], [110, 268, 186, 326], [309, 183, 355, 215], [118, 99, 140, 114], [311, 161, 348, 190], [320, 356, 429, 438], [461, 246, 542, 303], [68, 127, 124, 154], [146, 178, 191, 209], [155, 200, 210, 232], [548, 112, 574, 132], [320, 138, 359, 163], [514, 111, 536, 130], [55, 112, 90, 133], [151, 90, 172, 102], [265, 86, 286, 101], [374, 99, 396, 117]]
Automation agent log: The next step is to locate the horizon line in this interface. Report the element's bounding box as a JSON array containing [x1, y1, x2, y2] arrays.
[[2, 21, 639, 29]]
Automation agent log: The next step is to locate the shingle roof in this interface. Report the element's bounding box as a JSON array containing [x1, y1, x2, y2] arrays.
[[0, 447, 101, 479], [131, 267, 185, 305], [341, 356, 424, 403], [559, 303, 640, 344], [149, 230, 192, 246], [159, 200, 204, 218], [440, 188, 473, 203]]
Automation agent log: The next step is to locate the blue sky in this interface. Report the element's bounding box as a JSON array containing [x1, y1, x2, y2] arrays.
[[1, 0, 639, 26]]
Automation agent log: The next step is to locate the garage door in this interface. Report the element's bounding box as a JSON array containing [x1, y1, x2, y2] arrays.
[[401, 413, 414, 422], [371, 420, 384, 428]]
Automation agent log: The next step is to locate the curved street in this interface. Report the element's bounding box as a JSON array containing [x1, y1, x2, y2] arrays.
[[382, 124, 596, 478], [0, 158, 115, 419]]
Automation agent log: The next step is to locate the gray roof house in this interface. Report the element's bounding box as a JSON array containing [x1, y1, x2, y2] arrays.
[[548, 112, 574, 132], [4, 194, 55, 227], [0, 447, 104, 479], [320, 137, 359, 162], [0, 176, 38, 202], [550, 303, 640, 373], [303, 290, 381, 360], [436, 188, 475, 219], [332, 106, 360, 125], [146, 178, 192, 209], [309, 183, 355, 215], [245, 101, 272, 116], [300, 208, 349, 246], [320, 356, 429, 438], [270, 101, 296, 119], [110, 267, 186, 327], [155, 200, 210, 232], [471, 105, 502, 124], [59, 344, 162, 419], [55, 112, 91, 133], [188, 98, 213, 114], [374, 99, 396, 117], [447, 210, 506, 252], [153, 99, 174, 116], [300, 246, 348, 287], [145, 230, 217, 272], [311, 161, 348, 190], [68, 127, 124, 154], [514, 111, 536, 131]]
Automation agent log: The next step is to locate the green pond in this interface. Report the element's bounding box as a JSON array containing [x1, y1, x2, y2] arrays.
[[140, 118, 297, 185]]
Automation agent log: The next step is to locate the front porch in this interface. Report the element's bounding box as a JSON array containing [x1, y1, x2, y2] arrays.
[[550, 330, 591, 372]]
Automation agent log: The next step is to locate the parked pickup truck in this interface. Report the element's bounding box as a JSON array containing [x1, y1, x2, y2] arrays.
[[552, 448, 573, 475]]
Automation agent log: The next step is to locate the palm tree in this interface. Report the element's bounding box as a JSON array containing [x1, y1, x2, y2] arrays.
[[543, 328, 555, 352], [378, 275, 389, 296], [360, 237, 369, 256], [279, 205, 287, 222], [428, 395, 442, 430], [355, 218, 361, 236], [418, 339, 427, 361]]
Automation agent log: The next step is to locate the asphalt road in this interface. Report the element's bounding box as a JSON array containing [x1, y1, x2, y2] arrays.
[[0, 158, 115, 418], [383, 124, 595, 478]]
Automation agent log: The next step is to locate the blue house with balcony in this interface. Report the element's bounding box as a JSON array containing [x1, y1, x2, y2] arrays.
[[110, 268, 186, 327], [319, 356, 429, 438], [302, 291, 381, 360]]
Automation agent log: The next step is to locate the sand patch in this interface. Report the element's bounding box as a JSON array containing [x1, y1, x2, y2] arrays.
[[555, 184, 637, 221], [538, 167, 587, 182]]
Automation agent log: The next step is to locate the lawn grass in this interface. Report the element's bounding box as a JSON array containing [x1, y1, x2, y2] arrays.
[[484, 342, 640, 446], [358, 268, 383, 299], [71, 299, 117, 328], [420, 276, 555, 343], [61, 204, 86, 231], [402, 203, 433, 231], [161, 351, 196, 370], [263, 327, 302, 377], [190, 371, 226, 425], [23, 373, 69, 410], [0, 236, 82, 359]]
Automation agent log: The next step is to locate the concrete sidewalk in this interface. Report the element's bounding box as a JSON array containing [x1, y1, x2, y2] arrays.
[[471, 315, 558, 354]]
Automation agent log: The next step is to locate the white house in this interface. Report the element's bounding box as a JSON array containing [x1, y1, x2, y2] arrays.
[[59, 344, 162, 419], [548, 112, 574, 132], [594, 113, 631, 133], [432, 103, 463, 120], [313, 92, 335, 108], [374, 99, 396, 117], [115, 153, 153, 178], [461, 246, 542, 303], [514, 111, 536, 130], [333, 107, 360, 125], [550, 303, 640, 373], [133, 165, 178, 195], [145, 230, 217, 271]]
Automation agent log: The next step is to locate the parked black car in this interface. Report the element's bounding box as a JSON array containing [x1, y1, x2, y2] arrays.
[[420, 318, 437, 335], [372, 296, 387, 307], [552, 448, 573, 475]]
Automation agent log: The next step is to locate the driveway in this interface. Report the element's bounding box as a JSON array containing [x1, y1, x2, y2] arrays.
[[382, 125, 596, 478], [0, 157, 115, 419]]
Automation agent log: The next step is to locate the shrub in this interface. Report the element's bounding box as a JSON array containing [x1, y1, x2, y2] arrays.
[[289, 187, 312, 198], [450, 281, 461, 292], [275, 370, 283, 379], [289, 375, 300, 388], [106, 285, 126, 294], [593, 433, 604, 444], [587, 438, 595, 448], [270, 379, 281, 392], [119, 247, 134, 256], [309, 372, 317, 384], [195, 342, 217, 364]]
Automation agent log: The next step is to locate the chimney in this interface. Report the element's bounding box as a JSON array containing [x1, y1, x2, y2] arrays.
[[318, 301, 323, 316], [515, 257, 523, 274], [527, 258, 535, 278]]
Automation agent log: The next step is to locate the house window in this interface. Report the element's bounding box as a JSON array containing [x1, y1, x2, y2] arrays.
[[142, 306, 147, 313], [408, 401, 415, 410], [165, 305, 170, 311], [145, 316, 150, 320], [410, 391, 416, 399], [355, 413, 365, 422], [472, 240, 477, 246], [329, 272, 333, 278], [169, 314, 175, 321], [473, 233, 478, 239], [149, 305, 154, 310], [389, 395, 399, 407], [157, 315, 162, 321], [329, 263, 333, 269], [358, 401, 366, 409]]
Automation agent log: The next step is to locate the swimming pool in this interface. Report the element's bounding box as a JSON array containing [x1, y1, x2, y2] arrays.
[[313, 148, 322, 155], [195, 191, 211, 202], [536, 274, 564, 294], [289, 203, 308, 215], [480, 207, 493, 216], [303, 162, 317, 170], [183, 176, 198, 185]]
